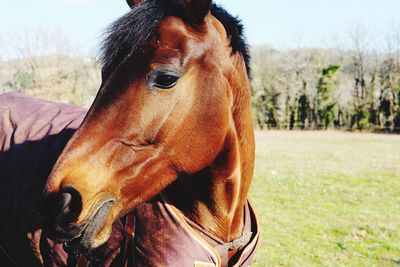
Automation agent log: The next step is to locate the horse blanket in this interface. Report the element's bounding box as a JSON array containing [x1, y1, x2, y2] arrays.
[[0, 93, 259, 266]]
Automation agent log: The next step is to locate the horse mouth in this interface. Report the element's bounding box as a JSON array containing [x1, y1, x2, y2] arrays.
[[64, 199, 115, 251]]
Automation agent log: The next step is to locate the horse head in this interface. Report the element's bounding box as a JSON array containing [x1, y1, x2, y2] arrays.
[[41, 0, 254, 251]]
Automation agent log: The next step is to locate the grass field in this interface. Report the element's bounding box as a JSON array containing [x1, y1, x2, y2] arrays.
[[249, 131, 400, 267]]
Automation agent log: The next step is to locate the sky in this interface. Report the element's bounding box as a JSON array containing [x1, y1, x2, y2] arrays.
[[1, 0, 400, 57]]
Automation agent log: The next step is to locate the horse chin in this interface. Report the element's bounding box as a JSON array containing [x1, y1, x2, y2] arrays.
[[65, 200, 115, 251]]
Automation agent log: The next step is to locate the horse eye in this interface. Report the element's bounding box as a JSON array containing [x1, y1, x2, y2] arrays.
[[148, 71, 180, 90], [153, 74, 179, 89]]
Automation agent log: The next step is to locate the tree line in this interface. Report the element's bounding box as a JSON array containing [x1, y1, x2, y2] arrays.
[[251, 38, 400, 132], [0, 27, 101, 107]]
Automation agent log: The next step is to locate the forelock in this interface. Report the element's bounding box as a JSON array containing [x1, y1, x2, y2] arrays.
[[99, 1, 251, 78]]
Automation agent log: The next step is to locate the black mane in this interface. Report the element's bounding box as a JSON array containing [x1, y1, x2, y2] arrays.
[[100, 2, 250, 77], [210, 4, 251, 76]]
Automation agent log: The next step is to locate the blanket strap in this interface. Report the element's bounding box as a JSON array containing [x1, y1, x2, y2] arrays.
[[121, 212, 136, 266]]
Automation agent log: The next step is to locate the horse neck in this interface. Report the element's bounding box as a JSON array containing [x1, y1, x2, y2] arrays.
[[165, 59, 255, 242]]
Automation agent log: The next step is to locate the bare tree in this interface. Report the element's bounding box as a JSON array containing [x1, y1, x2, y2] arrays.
[[349, 25, 370, 102], [0, 35, 5, 60], [8, 26, 79, 84], [346, 24, 378, 129]]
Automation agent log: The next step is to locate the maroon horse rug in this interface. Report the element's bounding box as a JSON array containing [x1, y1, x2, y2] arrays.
[[0, 0, 260, 266]]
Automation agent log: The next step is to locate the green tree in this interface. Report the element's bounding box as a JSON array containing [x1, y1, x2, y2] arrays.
[[316, 65, 340, 129]]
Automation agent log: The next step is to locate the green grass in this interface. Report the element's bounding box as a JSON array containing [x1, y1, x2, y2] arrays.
[[249, 131, 400, 267]]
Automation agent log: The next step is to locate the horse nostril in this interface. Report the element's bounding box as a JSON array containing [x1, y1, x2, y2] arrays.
[[41, 186, 82, 225]]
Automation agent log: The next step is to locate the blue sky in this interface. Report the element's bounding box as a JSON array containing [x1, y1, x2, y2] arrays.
[[1, 0, 400, 57]]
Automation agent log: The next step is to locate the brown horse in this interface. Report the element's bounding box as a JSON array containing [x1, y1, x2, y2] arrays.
[[0, 0, 258, 266]]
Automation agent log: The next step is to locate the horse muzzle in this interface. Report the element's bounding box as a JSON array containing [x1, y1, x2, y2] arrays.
[[41, 186, 115, 251]]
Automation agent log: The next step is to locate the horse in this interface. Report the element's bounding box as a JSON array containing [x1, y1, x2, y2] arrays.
[[0, 0, 259, 266]]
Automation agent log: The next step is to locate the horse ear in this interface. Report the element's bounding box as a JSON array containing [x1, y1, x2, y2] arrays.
[[126, 0, 144, 8], [182, 0, 212, 24]]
